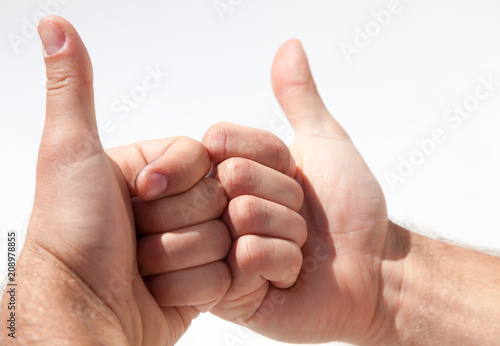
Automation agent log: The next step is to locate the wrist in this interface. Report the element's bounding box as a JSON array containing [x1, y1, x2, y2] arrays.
[[363, 221, 409, 345], [377, 223, 500, 345], [0, 241, 128, 344]]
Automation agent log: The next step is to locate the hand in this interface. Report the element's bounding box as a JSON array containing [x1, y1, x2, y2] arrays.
[[203, 40, 395, 345], [203, 123, 307, 315], [124, 164, 231, 312], [107, 144, 231, 315], [0, 16, 230, 345], [138, 121, 308, 326]]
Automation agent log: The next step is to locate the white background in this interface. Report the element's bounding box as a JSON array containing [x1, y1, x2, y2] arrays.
[[1, 1, 500, 345]]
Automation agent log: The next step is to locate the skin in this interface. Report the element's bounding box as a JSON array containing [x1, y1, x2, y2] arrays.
[[172, 40, 500, 344], [0, 16, 233, 345], [141, 123, 309, 337], [2, 15, 500, 346], [200, 40, 394, 344]]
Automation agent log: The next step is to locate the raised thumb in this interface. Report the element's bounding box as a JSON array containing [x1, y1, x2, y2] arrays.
[[37, 16, 102, 167], [271, 39, 348, 140]]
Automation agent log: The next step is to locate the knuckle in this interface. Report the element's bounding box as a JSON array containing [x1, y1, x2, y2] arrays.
[[265, 133, 289, 172], [158, 233, 173, 267], [237, 235, 264, 271], [190, 140, 211, 174], [46, 71, 74, 92], [291, 243, 304, 269], [221, 158, 253, 196], [209, 220, 232, 258], [296, 214, 308, 247], [297, 181, 305, 206], [290, 255, 303, 280], [177, 158, 192, 184], [178, 136, 209, 160], [276, 242, 303, 284], [175, 135, 193, 143], [232, 196, 261, 233], [201, 178, 228, 215], [289, 179, 304, 211], [202, 122, 231, 160], [255, 129, 289, 172], [46, 65, 90, 92], [119, 143, 149, 186]]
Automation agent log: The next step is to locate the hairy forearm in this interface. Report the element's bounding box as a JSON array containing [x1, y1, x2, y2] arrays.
[[385, 224, 500, 345], [0, 242, 128, 345]]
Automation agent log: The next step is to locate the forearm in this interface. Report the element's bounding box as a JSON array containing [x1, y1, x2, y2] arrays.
[[385, 223, 500, 345], [0, 242, 128, 345]]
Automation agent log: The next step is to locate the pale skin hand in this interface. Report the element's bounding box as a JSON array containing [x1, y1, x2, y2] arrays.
[[140, 122, 308, 320], [201, 40, 500, 345], [3, 15, 498, 346], [0, 16, 231, 345], [199, 39, 393, 344], [203, 124, 307, 309]]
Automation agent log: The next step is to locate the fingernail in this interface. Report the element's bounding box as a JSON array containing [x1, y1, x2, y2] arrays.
[[38, 22, 66, 56], [145, 173, 168, 199]]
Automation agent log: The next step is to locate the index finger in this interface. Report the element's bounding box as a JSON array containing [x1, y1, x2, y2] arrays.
[[202, 122, 296, 177], [106, 136, 211, 201]]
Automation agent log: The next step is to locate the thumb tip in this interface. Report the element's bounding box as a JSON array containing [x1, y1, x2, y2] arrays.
[[38, 15, 93, 87], [38, 15, 99, 158], [277, 39, 305, 56], [38, 16, 68, 57], [271, 39, 312, 96], [270, 39, 340, 138], [38, 16, 92, 73]]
